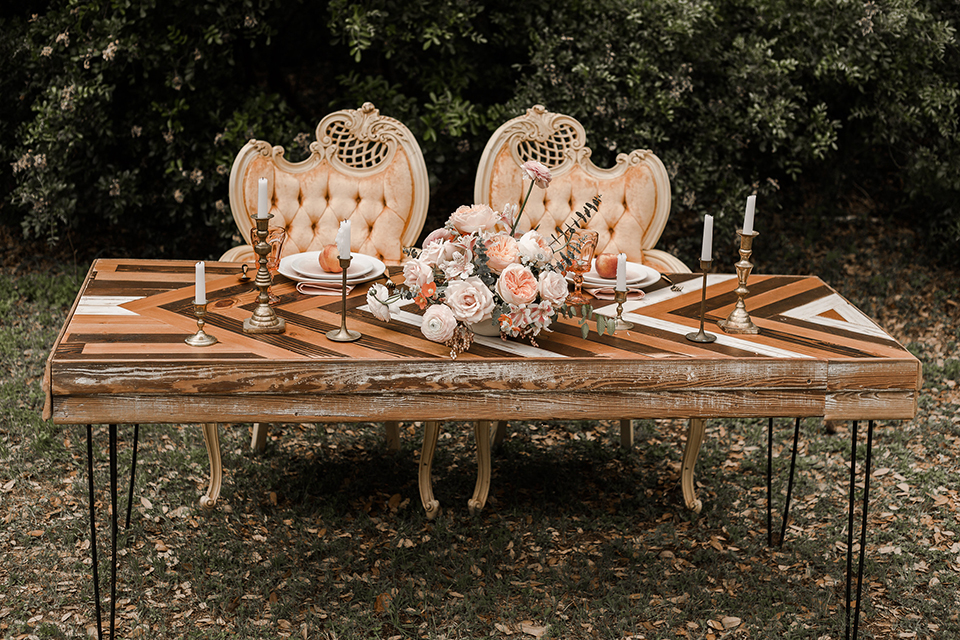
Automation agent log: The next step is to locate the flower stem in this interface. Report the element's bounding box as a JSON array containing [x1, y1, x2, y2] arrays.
[[511, 181, 535, 236]]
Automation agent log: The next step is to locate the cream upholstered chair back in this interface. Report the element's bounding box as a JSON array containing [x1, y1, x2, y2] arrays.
[[474, 105, 688, 273], [221, 102, 429, 266]]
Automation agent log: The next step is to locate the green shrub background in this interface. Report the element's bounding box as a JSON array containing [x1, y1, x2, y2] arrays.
[[2, 0, 958, 266]]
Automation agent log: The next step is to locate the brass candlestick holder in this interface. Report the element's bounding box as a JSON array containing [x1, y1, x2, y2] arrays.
[[185, 300, 218, 347], [326, 257, 361, 342], [686, 259, 717, 343], [719, 230, 760, 334], [243, 214, 286, 335], [613, 289, 634, 331]]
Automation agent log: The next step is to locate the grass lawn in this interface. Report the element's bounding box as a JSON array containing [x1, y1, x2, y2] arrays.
[[1, 214, 958, 639]]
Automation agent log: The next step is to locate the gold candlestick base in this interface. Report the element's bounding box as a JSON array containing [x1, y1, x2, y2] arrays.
[[326, 257, 361, 342], [243, 213, 286, 335], [185, 301, 218, 347], [613, 290, 634, 331], [686, 259, 717, 343], [719, 230, 760, 335]]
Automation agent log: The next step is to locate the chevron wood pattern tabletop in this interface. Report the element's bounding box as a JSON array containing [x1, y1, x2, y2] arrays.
[[43, 259, 921, 426]]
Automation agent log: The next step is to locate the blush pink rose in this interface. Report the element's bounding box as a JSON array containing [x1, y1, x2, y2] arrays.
[[420, 304, 457, 343], [521, 160, 552, 189], [538, 270, 569, 306], [448, 204, 499, 234], [496, 263, 539, 306], [403, 259, 435, 290], [484, 233, 520, 273], [444, 276, 495, 324], [422, 227, 456, 248]]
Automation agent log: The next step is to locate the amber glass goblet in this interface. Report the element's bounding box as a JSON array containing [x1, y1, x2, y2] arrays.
[[564, 229, 599, 305]]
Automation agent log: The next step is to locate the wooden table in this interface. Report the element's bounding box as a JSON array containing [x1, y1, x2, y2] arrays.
[[44, 259, 921, 640]]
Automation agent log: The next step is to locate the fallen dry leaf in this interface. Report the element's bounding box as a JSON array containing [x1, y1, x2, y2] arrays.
[[520, 621, 548, 638]]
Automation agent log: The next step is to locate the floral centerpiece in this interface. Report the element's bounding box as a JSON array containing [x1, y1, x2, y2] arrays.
[[367, 161, 604, 357]]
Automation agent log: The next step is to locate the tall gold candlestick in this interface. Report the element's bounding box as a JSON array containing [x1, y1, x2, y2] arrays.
[[326, 257, 361, 342], [243, 214, 286, 334], [719, 230, 760, 334], [686, 259, 717, 343]]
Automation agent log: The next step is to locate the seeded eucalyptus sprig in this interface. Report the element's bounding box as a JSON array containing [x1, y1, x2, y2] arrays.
[[551, 194, 602, 271]]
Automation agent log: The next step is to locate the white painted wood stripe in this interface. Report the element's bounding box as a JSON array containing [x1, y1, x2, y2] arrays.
[[621, 312, 814, 359], [75, 296, 143, 316], [781, 293, 889, 339]]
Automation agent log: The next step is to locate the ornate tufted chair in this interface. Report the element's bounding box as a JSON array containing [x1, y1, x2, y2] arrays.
[[473, 105, 692, 470], [474, 104, 688, 274], [221, 102, 429, 266], [221, 103, 430, 452]]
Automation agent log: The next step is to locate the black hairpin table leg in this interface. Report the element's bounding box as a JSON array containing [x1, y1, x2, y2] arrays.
[[125, 424, 139, 530], [846, 420, 875, 640], [767, 417, 802, 547], [108, 424, 119, 638], [86, 425, 103, 640]]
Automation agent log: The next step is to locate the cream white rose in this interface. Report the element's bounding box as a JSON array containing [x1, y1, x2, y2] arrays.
[[366, 283, 398, 322], [538, 270, 569, 306], [517, 229, 553, 265], [444, 276, 495, 324], [420, 304, 457, 343]]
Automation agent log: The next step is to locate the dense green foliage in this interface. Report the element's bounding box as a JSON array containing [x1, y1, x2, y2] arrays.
[[2, 0, 958, 263]]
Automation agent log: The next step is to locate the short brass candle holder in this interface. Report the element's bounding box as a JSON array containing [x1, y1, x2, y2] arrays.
[[718, 230, 760, 335], [686, 259, 717, 343], [185, 300, 218, 347], [326, 257, 361, 342], [243, 214, 286, 335], [612, 289, 634, 331]]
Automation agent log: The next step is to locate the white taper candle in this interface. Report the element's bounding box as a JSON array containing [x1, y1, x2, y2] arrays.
[[700, 214, 714, 262], [616, 253, 627, 291], [195, 261, 206, 304], [337, 220, 351, 259], [743, 195, 756, 235], [257, 177, 269, 218]]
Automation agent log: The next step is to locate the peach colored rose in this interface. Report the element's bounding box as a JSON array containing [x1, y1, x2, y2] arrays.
[[449, 204, 499, 234], [444, 276, 495, 324], [496, 263, 538, 306], [517, 229, 553, 265], [420, 304, 457, 343], [484, 233, 520, 273], [403, 259, 434, 290], [538, 270, 568, 306], [521, 160, 552, 189]]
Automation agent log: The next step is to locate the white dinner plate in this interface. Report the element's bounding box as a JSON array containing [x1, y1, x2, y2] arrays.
[[580, 261, 660, 288], [278, 252, 386, 285], [291, 252, 374, 280]]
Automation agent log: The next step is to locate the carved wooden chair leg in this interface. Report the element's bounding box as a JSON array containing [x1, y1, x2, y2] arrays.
[[491, 420, 506, 449], [469, 420, 493, 514], [620, 419, 634, 448], [418, 421, 441, 519], [200, 423, 222, 509], [384, 421, 401, 451], [681, 418, 706, 513], [250, 422, 268, 452]]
